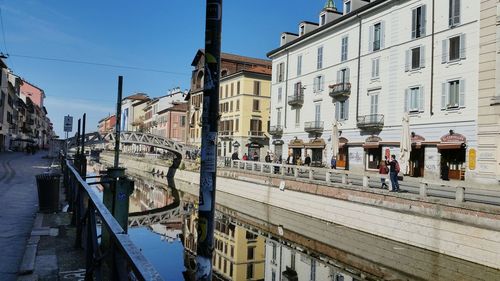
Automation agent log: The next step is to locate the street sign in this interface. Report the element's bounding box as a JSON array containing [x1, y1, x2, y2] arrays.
[[64, 115, 73, 132]]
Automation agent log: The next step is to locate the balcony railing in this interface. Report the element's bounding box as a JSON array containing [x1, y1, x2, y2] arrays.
[[304, 121, 324, 134], [329, 83, 351, 101], [356, 114, 384, 130], [268, 125, 283, 136], [248, 130, 265, 137], [219, 131, 234, 137], [287, 94, 304, 107]]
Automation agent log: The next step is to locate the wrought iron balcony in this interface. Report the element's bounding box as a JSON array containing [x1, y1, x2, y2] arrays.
[[356, 114, 384, 130], [248, 130, 265, 138], [304, 121, 324, 134], [193, 104, 200, 111], [287, 94, 304, 107], [268, 125, 283, 136], [329, 83, 351, 101]]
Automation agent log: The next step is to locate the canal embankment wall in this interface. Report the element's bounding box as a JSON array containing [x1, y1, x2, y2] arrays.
[[99, 153, 500, 270]]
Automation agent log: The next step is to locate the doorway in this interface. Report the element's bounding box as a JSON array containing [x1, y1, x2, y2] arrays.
[[409, 147, 424, 177]]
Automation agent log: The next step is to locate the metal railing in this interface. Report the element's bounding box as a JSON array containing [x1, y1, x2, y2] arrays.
[[356, 114, 384, 130], [62, 157, 163, 280], [248, 130, 265, 137], [287, 94, 304, 106], [304, 121, 324, 133], [268, 125, 283, 136], [225, 159, 500, 206], [329, 82, 351, 101]]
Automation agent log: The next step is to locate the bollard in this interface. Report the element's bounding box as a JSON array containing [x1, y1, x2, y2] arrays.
[[309, 169, 314, 180], [455, 186, 465, 202], [281, 164, 285, 176], [325, 171, 331, 183], [363, 175, 369, 188], [251, 163, 255, 171], [342, 174, 347, 184], [419, 182, 428, 197], [294, 167, 299, 178], [261, 163, 265, 173]]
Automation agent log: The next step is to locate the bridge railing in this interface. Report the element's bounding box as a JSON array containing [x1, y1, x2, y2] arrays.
[[62, 157, 163, 281], [227, 160, 500, 206]]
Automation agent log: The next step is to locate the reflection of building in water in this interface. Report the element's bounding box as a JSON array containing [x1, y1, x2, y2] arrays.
[[129, 177, 175, 212], [265, 240, 358, 281], [181, 196, 265, 281], [150, 224, 182, 243]]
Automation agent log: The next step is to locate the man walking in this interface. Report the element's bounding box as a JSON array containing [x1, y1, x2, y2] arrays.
[[387, 154, 400, 192]]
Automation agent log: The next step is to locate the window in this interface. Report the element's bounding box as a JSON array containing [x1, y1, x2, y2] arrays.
[[253, 81, 261, 96], [277, 109, 282, 125], [310, 259, 316, 281], [236, 100, 240, 111], [235, 118, 239, 131], [300, 25, 305, 36], [295, 108, 300, 127], [406, 46, 425, 71], [317, 46, 323, 69], [336, 100, 349, 121], [271, 243, 277, 260], [294, 82, 303, 96], [442, 34, 466, 63], [371, 58, 380, 79], [230, 263, 233, 277], [341, 36, 348, 62], [297, 55, 302, 76], [370, 93, 379, 117], [246, 264, 254, 279], [247, 247, 255, 260], [313, 75, 324, 93], [412, 5, 426, 39], [335, 274, 345, 281], [337, 68, 350, 84], [277, 62, 285, 82], [237, 81, 240, 95], [369, 22, 384, 52], [253, 100, 260, 111], [230, 245, 234, 257], [230, 83, 234, 96], [249, 119, 262, 132], [449, 0, 460, 27], [225, 85, 228, 98], [345, 1, 351, 13], [320, 14, 326, 26], [223, 260, 227, 273], [272, 270, 276, 281], [230, 101, 233, 112], [277, 87, 282, 103], [442, 79, 465, 109], [405, 86, 424, 113]]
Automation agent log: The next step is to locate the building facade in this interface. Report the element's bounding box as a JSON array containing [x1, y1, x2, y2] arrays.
[[156, 102, 188, 142], [120, 93, 150, 132], [187, 49, 272, 147], [218, 67, 272, 161], [268, 0, 482, 182]]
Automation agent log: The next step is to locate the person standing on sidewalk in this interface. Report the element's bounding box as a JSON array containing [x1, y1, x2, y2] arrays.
[[378, 160, 389, 189], [387, 155, 400, 192]]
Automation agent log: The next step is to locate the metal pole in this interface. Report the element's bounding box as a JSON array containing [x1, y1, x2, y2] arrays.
[[81, 113, 86, 155], [196, 0, 222, 280], [76, 119, 81, 156], [114, 76, 123, 168], [80, 114, 87, 177]]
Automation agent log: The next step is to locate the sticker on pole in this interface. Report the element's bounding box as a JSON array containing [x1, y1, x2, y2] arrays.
[[201, 132, 217, 173]]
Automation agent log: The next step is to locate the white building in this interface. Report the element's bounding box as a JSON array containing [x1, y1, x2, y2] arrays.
[[268, 0, 483, 182]]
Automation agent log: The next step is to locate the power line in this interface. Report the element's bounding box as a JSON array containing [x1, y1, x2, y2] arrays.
[[9, 53, 190, 76]]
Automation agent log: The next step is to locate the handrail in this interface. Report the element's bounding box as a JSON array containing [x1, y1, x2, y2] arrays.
[[64, 158, 163, 280], [225, 159, 500, 206]]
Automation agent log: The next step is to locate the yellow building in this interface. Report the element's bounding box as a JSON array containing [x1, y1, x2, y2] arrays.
[[218, 67, 272, 161], [212, 215, 266, 281]]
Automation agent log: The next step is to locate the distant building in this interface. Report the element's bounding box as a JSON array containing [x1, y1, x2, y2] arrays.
[[97, 115, 116, 135], [218, 66, 272, 161], [120, 93, 149, 132], [156, 102, 188, 142], [186, 49, 272, 147]]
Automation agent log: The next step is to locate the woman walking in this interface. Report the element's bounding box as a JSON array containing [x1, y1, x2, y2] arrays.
[[378, 161, 389, 189]]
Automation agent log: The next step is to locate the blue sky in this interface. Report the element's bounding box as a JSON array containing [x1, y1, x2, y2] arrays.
[[1, 0, 343, 137]]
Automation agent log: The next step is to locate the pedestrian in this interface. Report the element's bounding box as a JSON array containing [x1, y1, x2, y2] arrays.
[[296, 155, 302, 166], [304, 154, 311, 166], [286, 153, 294, 173], [231, 151, 239, 160], [387, 155, 400, 192], [242, 153, 248, 161], [440, 160, 450, 181], [378, 161, 389, 189], [252, 151, 259, 161], [330, 156, 337, 169], [265, 152, 272, 163]]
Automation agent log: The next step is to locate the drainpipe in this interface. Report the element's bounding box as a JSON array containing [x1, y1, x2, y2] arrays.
[[430, 0, 435, 115], [355, 14, 363, 121], [284, 50, 290, 129]]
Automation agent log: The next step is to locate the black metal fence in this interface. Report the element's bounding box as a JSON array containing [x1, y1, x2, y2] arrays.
[[61, 156, 163, 281]]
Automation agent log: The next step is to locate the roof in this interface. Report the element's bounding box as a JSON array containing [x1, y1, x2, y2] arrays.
[[221, 65, 272, 81], [191, 49, 271, 67], [132, 99, 149, 107], [157, 102, 189, 115], [124, 93, 149, 101], [267, 0, 387, 58]]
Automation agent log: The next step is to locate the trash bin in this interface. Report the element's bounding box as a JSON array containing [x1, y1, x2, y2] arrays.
[[36, 173, 61, 213]]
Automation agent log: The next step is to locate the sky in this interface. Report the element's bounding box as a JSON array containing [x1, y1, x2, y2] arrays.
[[0, 0, 343, 137]]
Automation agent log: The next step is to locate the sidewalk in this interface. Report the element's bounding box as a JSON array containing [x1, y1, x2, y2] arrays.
[[0, 152, 85, 281]]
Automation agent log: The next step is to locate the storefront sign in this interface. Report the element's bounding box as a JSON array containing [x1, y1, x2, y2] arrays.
[[469, 148, 476, 170], [365, 135, 382, 143], [440, 132, 466, 143]]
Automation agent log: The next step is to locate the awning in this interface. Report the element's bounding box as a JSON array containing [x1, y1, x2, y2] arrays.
[[288, 139, 304, 148], [437, 143, 465, 150], [363, 142, 380, 149], [272, 140, 284, 145], [304, 138, 325, 149]]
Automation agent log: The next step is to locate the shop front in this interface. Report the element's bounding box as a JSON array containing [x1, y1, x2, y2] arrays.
[[363, 136, 382, 171], [437, 131, 467, 180], [272, 140, 284, 161], [304, 138, 325, 167], [409, 133, 425, 177], [247, 142, 264, 161], [336, 137, 349, 169], [288, 138, 304, 160]]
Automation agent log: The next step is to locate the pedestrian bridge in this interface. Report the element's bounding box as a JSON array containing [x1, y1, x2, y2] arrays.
[[66, 131, 195, 159]]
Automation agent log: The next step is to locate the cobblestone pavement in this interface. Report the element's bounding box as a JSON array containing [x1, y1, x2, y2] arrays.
[[0, 152, 51, 281]]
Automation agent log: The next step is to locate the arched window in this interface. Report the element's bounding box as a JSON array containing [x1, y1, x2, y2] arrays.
[[196, 71, 204, 88], [221, 69, 228, 77]]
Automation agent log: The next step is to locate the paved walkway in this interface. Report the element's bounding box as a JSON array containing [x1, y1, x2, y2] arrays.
[[0, 152, 51, 281]]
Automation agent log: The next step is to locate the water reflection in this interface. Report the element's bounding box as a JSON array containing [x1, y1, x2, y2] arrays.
[[124, 171, 500, 281]]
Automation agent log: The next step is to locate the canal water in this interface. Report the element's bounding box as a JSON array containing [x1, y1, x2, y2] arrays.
[[108, 170, 500, 281]]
